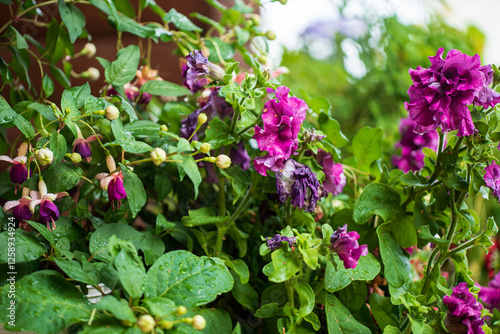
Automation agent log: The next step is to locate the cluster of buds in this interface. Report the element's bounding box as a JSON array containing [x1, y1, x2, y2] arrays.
[[134, 307, 206, 332]]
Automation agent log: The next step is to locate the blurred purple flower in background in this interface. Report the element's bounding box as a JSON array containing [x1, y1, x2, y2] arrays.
[[479, 271, 500, 311], [484, 161, 500, 201]]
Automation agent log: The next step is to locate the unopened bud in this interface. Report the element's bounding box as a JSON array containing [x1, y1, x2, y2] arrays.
[[192, 315, 206, 330], [158, 320, 174, 330], [36, 148, 54, 166], [160, 124, 168, 132], [197, 113, 208, 126], [70, 153, 82, 164], [137, 314, 156, 333], [279, 0, 287, 4], [105, 105, 120, 120], [81, 67, 100, 81], [18, 142, 29, 157], [176, 306, 188, 316], [106, 154, 117, 173], [199, 143, 211, 154], [82, 43, 97, 58], [216, 154, 231, 169], [265, 30, 277, 41], [65, 108, 71, 115], [38, 180, 48, 197], [150, 148, 166, 166]]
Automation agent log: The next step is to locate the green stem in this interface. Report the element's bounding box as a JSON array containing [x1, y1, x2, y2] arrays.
[[218, 173, 226, 217], [285, 280, 294, 310], [426, 131, 445, 185]]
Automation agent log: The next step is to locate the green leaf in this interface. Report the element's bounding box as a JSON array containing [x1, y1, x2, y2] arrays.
[[190, 12, 225, 34], [111, 139, 152, 153], [353, 183, 403, 224], [54, 258, 100, 285], [399, 171, 428, 187], [44, 19, 60, 60], [49, 64, 70, 89], [140, 230, 165, 265], [204, 117, 237, 149], [352, 126, 383, 172], [391, 216, 417, 248], [145, 250, 234, 307], [180, 155, 202, 198], [43, 73, 55, 97], [28, 102, 57, 122], [0, 230, 46, 264], [124, 120, 160, 138], [199, 308, 232, 334], [13, 113, 35, 139], [27, 221, 55, 244], [140, 80, 191, 97], [95, 296, 136, 323], [229, 270, 258, 312], [318, 112, 349, 148], [0, 271, 92, 334], [377, 224, 411, 288], [111, 237, 147, 299], [61, 88, 79, 118], [114, 0, 136, 17], [205, 37, 235, 62], [49, 132, 67, 164], [141, 296, 176, 318], [294, 282, 315, 317], [8, 27, 28, 49], [181, 207, 227, 227], [105, 45, 140, 86], [324, 253, 380, 292], [116, 95, 138, 122], [58, 0, 86, 43], [165, 8, 202, 32], [225, 259, 250, 284], [262, 248, 301, 283], [42, 162, 82, 193], [337, 281, 368, 312], [89, 223, 146, 262], [120, 164, 147, 218], [255, 302, 283, 318], [220, 166, 250, 204], [325, 294, 371, 334], [68, 82, 91, 109], [369, 293, 400, 330]]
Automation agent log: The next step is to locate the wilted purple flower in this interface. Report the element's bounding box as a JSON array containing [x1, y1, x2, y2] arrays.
[[316, 150, 346, 196], [229, 142, 251, 170], [266, 234, 296, 251], [4, 196, 33, 222], [253, 154, 286, 176], [182, 50, 225, 93], [484, 161, 500, 200], [302, 129, 326, 144], [276, 159, 325, 213], [443, 282, 485, 334], [405, 48, 500, 137], [479, 271, 500, 310], [330, 224, 368, 269], [392, 117, 439, 173]]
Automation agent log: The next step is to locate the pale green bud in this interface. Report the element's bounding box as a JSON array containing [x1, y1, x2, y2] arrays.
[[199, 143, 211, 154], [150, 148, 167, 166], [36, 148, 54, 166], [82, 43, 97, 58], [137, 314, 156, 333], [158, 320, 174, 330], [216, 154, 231, 169], [80, 67, 100, 81], [70, 153, 82, 164], [105, 105, 120, 120], [192, 315, 206, 330], [176, 306, 188, 316], [265, 30, 277, 41], [160, 124, 168, 132], [197, 113, 208, 126]]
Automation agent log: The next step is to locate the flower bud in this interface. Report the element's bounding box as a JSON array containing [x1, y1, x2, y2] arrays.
[[82, 43, 97, 58], [216, 155, 231, 169], [36, 148, 54, 166], [80, 67, 100, 81], [106, 154, 117, 173], [205, 157, 217, 163], [176, 306, 188, 316], [160, 124, 168, 132], [38, 180, 48, 197], [199, 143, 211, 154], [70, 153, 82, 164], [192, 315, 206, 330], [18, 142, 29, 157], [158, 320, 174, 330], [197, 113, 208, 126], [265, 30, 277, 41], [137, 314, 156, 333], [150, 148, 166, 166], [279, 0, 287, 4], [105, 105, 120, 121]]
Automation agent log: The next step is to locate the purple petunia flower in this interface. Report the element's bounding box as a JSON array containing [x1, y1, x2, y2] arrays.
[[276, 159, 325, 213], [181, 50, 225, 93], [484, 161, 500, 201], [266, 234, 296, 251], [253, 86, 307, 176], [316, 150, 346, 196], [392, 117, 439, 173], [330, 224, 368, 269], [405, 48, 500, 137], [479, 271, 500, 311], [443, 282, 485, 334]]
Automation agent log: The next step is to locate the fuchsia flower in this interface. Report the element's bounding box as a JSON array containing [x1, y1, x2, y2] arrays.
[[96, 155, 127, 209], [405, 48, 500, 137], [478, 271, 500, 311], [181, 50, 225, 93], [443, 282, 485, 334], [315, 150, 346, 196], [266, 234, 296, 251], [484, 161, 500, 201], [73, 136, 102, 163], [330, 224, 368, 269], [253, 86, 307, 176], [276, 159, 325, 213], [392, 117, 439, 173], [4, 196, 33, 222], [29, 181, 68, 231], [0, 156, 29, 186]]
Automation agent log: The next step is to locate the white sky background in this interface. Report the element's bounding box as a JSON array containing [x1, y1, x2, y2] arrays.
[[260, 0, 500, 69]]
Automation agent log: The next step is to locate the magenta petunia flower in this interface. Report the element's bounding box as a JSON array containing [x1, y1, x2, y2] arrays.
[[484, 161, 500, 200], [392, 117, 439, 173], [316, 150, 346, 196], [330, 224, 368, 269], [443, 282, 485, 334], [181, 50, 225, 93], [405, 48, 500, 137], [266, 234, 296, 251], [276, 159, 325, 213], [479, 271, 500, 311]]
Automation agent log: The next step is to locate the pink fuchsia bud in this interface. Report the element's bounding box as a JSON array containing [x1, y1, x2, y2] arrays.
[[105, 105, 120, 120], [191, 315, 206, 330], [106, 154, 117, 173], [150, 148, 167, 166], [35, 148, 53, 166], [137, 314, 156, 333], [216, 155, 231, 169]]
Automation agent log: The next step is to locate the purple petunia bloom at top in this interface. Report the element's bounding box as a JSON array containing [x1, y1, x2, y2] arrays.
[[443, 282, 485, 334], [181, 50, 225, 93], [405, 47, 500, 137], [316, 150, 346, 196], [276, 159, 325, 213], [484, 161, 500, 201], [479, 271, 500, 311], [330, 224, 368, 269], [392, 117, 439, 173], [266, 234, 296, 251]]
